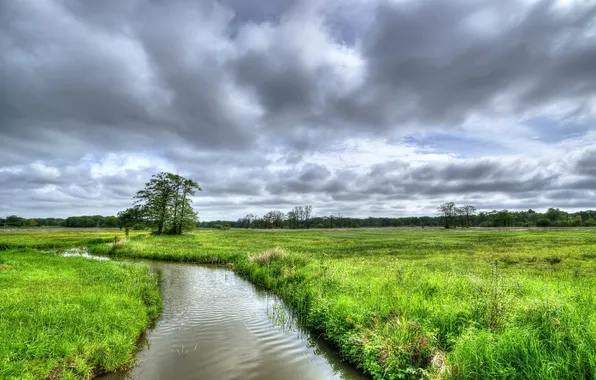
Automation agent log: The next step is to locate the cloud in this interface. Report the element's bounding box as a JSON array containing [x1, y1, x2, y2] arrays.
[[0, 0, 595, 219]]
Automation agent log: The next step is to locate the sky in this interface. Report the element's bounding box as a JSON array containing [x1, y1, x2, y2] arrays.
[[1, 0, 595, 220]]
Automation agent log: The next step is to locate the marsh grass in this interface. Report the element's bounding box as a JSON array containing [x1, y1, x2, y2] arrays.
[[248, 246, 287, 264], [1, 228, 595, 379], [105, 228, 595, 379], [0, 248, 161, 379]]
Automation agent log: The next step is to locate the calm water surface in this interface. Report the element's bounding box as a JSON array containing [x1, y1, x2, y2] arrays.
[[98, 260, 367, 380]]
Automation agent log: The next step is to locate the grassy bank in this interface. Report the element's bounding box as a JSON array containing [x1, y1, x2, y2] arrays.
[[99, 229, 596, 379], [0, 229, 146, 251], [0, 248, 161, 379], [1, 229, 595, 379]]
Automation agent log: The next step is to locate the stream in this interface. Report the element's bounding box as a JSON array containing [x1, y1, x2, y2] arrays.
[[94, 259, 368, 380]]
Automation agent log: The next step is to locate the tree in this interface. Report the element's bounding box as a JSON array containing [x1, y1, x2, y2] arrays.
[[117, 207, 146, 231], [437, 202, 456, 229], [6, 215, 24, 227], [304, 205, 313, 229], [287, 210, 298, 229], [173, 177, 202, 234], [263, 210, 285, 229], [241, 214, 255, 229], [568, 215, 583, 227], [26, 218, 39, 226], [131, 172, 202, 235], [461, 205, 477, 228]]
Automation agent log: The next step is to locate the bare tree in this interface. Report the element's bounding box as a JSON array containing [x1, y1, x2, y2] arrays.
[[295, 206, 304, 228], [263, 210, 285, 229], [242, 214, 255, 229], [304, 205, 312, 229], [287, 210, 298, 229], [462, 205, 477, 228], [437, 202, 457, 229]]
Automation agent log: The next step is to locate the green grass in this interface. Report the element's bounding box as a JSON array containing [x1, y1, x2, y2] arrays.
[[99, 229, 596, 379], [0, 229, 146, 251], [1, 228, 595, 379], [0, 248, 161, 379]]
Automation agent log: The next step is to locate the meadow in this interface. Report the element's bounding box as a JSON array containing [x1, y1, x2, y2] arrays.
[[0, 231, 161, 379], [1, 228, 595, 379]]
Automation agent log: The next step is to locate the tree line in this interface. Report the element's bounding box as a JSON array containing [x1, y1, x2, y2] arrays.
[[197, 206, 596, 229], [4, 204, 596, 230], [0, 215, 119, 228]]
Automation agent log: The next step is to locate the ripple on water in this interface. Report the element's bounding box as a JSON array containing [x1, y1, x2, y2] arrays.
[[98, 262, 368, 380]]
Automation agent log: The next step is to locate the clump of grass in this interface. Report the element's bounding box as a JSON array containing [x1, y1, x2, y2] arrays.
[[430, 349, 448, 376], [485, 261, 510, 331], [248, 247, 287, 264], [545, 256, 563, 265]]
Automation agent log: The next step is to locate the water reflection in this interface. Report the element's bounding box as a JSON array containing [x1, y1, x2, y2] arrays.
[[62, 248, 110, 261], [98, 261, 367, 380]]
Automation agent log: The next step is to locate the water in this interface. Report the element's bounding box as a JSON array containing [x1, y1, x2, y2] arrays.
[[97, 261, 367, 380]]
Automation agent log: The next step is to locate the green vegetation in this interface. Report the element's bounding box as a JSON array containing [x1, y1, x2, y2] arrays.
[[4, 207, 596, 230], [0, 237, 160, 379], [0, 229, 145, 251], [1, 228, 594, 379], [95, 228, 596, 379], [119, 171, 202, 235]]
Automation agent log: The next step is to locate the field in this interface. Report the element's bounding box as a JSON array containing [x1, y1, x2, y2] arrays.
[[1, 228, 595, 379], [0, 232, 161, 379]]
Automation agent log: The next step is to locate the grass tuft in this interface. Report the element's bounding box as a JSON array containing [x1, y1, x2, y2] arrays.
[[248, 246, 288, 264]]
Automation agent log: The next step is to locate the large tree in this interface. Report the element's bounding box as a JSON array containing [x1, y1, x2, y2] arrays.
[[132, 172, 202, 235]]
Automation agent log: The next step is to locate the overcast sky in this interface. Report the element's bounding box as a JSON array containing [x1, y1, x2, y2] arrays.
[[1, 0, 595, 220]]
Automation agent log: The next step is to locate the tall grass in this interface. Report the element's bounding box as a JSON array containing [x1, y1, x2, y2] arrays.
[[1, 228, 595, 379], [0, 249, 161, 379], [98, 229, 596, 379]]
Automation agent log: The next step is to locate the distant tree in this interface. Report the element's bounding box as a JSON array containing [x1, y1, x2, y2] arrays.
[[263, 210, 285, 228], [240, 214, 255, 229], [304, 205, 313, 229], [437, 202, 456, 229], [545, 207, 567, 224], [455, 206, 465, 228], [461, 205, 477, 228], [104, 216, 119, 228], [117, 207, 146, 231], [6, 215, 24, 227], [585, 218, 596, 227], [287, 210, 298, 229], [568, 215, 583, 227]]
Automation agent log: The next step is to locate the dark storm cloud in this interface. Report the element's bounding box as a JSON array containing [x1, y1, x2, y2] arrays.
[[331, 0, 596, 128], [1, 0, 595, 218], [3, 0, 595, 155], [298, 164, 331, 182], [575, 148, 596, 176], [258, 153, 591, 210]]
